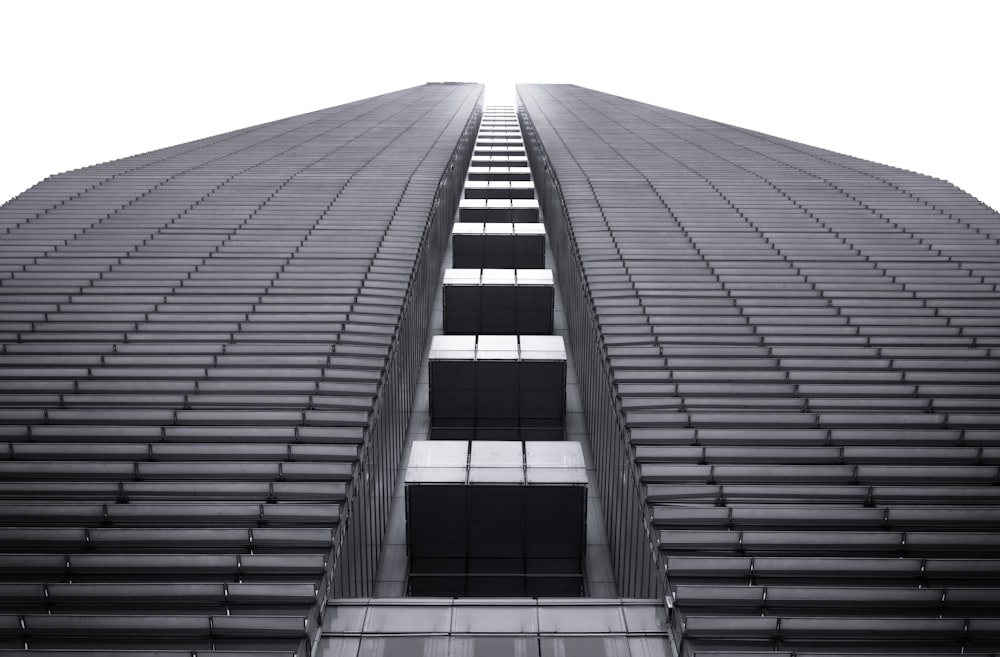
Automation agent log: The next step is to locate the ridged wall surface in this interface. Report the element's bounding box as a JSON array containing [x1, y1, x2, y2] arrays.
[[519, 83, 1000, 656], [0, 83, 482, 654]]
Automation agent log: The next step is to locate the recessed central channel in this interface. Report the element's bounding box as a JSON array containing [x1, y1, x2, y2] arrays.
[[373, 106, 615, 598]]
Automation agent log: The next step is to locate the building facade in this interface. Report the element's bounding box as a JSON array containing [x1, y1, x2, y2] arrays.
[[0, 83, 998, 656], [518, 84, 1000, 655]]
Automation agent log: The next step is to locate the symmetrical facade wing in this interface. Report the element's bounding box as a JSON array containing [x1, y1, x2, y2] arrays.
[[0, 83, 482, 653], [518, 83, 1000, 655]]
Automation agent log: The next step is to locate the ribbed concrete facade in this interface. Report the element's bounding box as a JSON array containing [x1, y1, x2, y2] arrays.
[[0, 84, 482, 653], [1, 82, 999, 656], [519, 83, 1000, 655]]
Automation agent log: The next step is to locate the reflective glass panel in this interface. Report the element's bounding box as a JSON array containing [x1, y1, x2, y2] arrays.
[[323, 604, 368, 632], [450, 636, 540, 657], [364, 605, 452, 633], [622, 605, 667, 633], [316, 637, 362, 657], [540, 636, 630, 657], [359, 637, 449, 657], [627, 637, 671, 657], [537, 606, 626, 633], [452, 605, 539, 633]]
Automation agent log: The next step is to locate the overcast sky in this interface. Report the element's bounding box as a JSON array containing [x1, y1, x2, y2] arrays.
[[2, 1, 997, 211]]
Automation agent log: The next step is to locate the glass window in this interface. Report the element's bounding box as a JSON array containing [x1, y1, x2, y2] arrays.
[[316, 637, 361, 657], [540, 636, 630, 657], [364, 605, 452, 633], [627, 637, 671, 657], [450, 636, 540, 657], [452, 605, 538, 633], [359, 637, 449, 657], [622, 605, 667, 633], [537, 606, 626, 633], [324, 605, 368, 632]]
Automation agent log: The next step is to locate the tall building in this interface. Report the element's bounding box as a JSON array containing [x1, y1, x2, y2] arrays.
[[0, 83, 998, 656]]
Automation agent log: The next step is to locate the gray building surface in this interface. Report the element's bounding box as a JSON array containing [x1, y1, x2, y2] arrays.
[[1, 83, 999, 656]]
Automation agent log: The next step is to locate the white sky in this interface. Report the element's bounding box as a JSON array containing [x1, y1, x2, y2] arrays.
[[2, 0, 997, 211]]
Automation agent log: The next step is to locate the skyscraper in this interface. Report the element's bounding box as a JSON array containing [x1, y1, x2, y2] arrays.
[[0, 83, 998, 656]]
